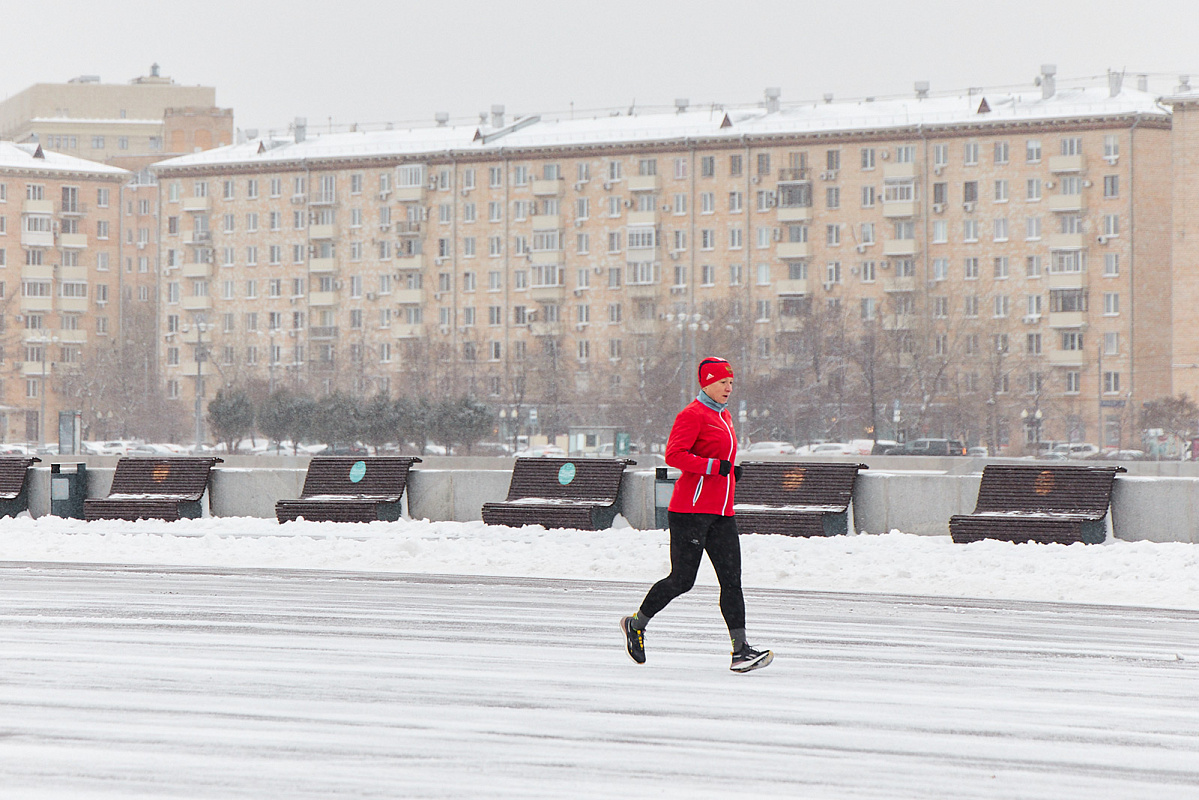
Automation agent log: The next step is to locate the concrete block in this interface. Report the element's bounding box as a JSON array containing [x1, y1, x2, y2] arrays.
[[854, 471, 981, 536], [1111, 476, 1199, 543], [620, 471, 658, 530], [210, 467, 306, 519]]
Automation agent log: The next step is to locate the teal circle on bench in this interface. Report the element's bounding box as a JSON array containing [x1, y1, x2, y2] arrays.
[[557, 463, 577, 485], [349, 460, 367, 483]]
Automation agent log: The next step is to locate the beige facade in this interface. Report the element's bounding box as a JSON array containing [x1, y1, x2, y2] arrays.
[[151, 83, 1178, 450]]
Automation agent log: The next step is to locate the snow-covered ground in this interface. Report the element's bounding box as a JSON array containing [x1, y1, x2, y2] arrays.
[[4, 516, 1199, 797]]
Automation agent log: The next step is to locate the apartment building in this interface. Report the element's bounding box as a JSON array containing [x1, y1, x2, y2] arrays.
[[152, 73, 1172, 450], [0, 142, 128, 442]]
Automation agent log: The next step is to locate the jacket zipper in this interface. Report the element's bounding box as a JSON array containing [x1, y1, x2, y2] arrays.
[[693, 476, 704, 506]]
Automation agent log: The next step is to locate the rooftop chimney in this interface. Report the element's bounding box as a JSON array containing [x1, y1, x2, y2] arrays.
[[1179, 75, 1193, 93], [1040, 64, 1057, 100], [294, 117, 307, 143], [675, 98, 689, 113], [823, 93, 834, 104], [434, 112, 450, 127], [491, 104, 505, 128], [150, 62, 160, 78], [914, 81, 930, 99], [244, 128, 258, 140], [1138, 74, 1149, 92], [1107, 70, 1123, 98], [764, 87, 781, 113]]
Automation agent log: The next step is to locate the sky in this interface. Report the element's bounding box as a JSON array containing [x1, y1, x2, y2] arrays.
[[4, 0, 1199, 136]]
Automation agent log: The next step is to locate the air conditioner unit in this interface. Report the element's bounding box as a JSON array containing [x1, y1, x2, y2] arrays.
[[593, 266, 603, 274], [1022, 315, 1040, 324], [879, 261, 891, 269], [1044, 180, 1055, 189], [439, 325, 450, 334], [602, 181, 613, 191], [1082, 179, 1093, 188], [366, 292, 377, 301], [933, 165, 943, 176], [963, 202, 975, 212], [291, 194, 308, 205], [1104, 155, 1119, 165], [379, 223, 391, 232], [333, 280, 343, 289], [823, 281, 835, 291], [574, 181, 586, 190], [427, 180, 439, 191], [751, 176, 761, 184], [1097, 235, 1108, 245], [772, 227, 782, 241], [855, 243, 867, 253], [850, 266, 860, 275], [434, 257, 445, 265], [932, 203, 945, 213], [880, 151, 891, 160], [420, 207, 429, 220], [379, 190, 391, 199], [574, 218, 583, 227], [623, 199, 634, 208]]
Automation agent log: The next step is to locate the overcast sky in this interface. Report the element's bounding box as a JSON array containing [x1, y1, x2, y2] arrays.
[[5, 0, 1199, 135]]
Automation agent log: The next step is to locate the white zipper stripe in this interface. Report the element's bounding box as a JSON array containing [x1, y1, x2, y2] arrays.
[[693, 476, 704, 506], [718, 410, 735, 513]]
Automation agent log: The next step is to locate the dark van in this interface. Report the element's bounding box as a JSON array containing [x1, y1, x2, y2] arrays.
[[884, 438, 966, 456]]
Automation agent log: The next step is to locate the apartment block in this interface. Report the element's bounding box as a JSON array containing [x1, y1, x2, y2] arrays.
[[152, 76, 1174, 450], [0, 142, 128, 442]]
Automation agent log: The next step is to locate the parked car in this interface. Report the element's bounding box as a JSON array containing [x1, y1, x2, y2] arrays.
[[1103, 449, 1146, 461], [885, 438, 967, 456], [808, 442, 856, 456], [1051, 442, 1101, 459], [967, 446, 990, 457], [513, 445, 567, 458], [745, 441, 797, 456], [869, 440, 900, 455]]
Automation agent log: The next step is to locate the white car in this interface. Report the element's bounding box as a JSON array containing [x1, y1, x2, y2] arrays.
[[514, 445, 567, 458], [808, 442, 855, 456], [745, 441, 796, 456], [1051, 443, 1101, 459]]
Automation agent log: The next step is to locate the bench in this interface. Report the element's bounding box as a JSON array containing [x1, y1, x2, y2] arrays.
[[734, 461, 868, 537], [275, 456, 423, 523], [482, 457, 636, 530], [0, 456, 40, 517], [950, 464, 1126, 545], [83, 457, 223, 521]]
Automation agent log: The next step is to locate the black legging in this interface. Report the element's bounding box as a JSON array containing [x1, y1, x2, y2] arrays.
[[639, 511, 745, 631]]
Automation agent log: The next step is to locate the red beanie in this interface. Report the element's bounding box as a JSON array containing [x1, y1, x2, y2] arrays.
[[698, 357, 734, 388]]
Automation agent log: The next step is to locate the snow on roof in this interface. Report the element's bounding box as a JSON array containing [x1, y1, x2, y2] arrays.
[[0, 141, 129, 175], [154, 84, 1170, 172], [30, 117, 163, 126]]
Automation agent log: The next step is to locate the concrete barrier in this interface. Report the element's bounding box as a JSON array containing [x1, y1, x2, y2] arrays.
[[16, 458, 1199, 544]]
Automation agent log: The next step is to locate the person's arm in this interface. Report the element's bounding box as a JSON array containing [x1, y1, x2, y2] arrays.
[[665, 408, 725, 476]]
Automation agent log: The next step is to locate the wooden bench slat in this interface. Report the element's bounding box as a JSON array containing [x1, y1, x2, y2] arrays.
[[733, 462, 868, 537], [276, 457, 422, 523], [84, 457, 223, 521], [482, 457, 635, 530], [0, 456, 40, 517], [950, 464, 1125, 545]]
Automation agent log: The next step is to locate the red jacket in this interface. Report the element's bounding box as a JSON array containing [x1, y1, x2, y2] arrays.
[[666, 397, 738, 516]]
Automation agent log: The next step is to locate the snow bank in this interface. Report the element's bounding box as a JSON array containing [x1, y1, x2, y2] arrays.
[[4, 514, 1199, 611]]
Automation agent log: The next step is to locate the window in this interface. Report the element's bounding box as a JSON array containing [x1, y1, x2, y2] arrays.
[[1104, 175, 1119, 198], [1104, 254, 1120, 277], [964, 295, 979, 317], [993, 295, 1010, 318], [993, 256, 1009, 278], [994, 141, 1009, 164], [1026, 178, 1042, 202], [964, 257, 979, 279], [825, 150, 840, 171], [963, 219, 978, 242], [1104, 134, 1120, 160], [933, 143, 949, 167], [1026, 139, 1042, 162], [994, 179, 1008, 202], [1061, 137, 1083, 156], [728, 227, 743, 249], [963, 181, 978, 203], [730, 154, 743, 176], [1104, 292, 1120, 315], [993, 218, 1008, 241], [861, 186, 876, 207], [1104, 371, 1121, 394], [1027, 294, 1043, 317], [860, 148, 875, 170], [700, 155, 715, 178], [1026, 216, 1042, 240], [826, 224, 840, 246], [1104, 215, 1119, 237], [964, 142, 979, 165], [1105, 331, 1120, 355]]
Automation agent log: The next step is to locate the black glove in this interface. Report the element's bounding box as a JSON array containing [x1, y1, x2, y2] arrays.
[[718, 460, 732, 477], [734, 464, 743, 481]]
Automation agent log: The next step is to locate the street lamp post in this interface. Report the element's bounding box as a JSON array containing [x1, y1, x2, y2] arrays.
[[182, 320, 212, 450], [38, 334, 59, 450]]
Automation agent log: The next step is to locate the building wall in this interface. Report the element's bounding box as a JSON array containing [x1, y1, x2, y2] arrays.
[[154, 112, 1171, 450]]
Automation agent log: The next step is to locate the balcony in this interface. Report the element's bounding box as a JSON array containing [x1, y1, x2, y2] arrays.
[[309, 193, 337, 206], [308, 257, 337, 273], [182, 230, 212, 246], [882, 314, 915, 331], [530, 250, 561, 266], [22, 199, 54, 214], [1047, 233, 1085, 250], [777, 206, 812, 222], [626, 284, 659, 300], [393, 288, 423, 305], [20, 295, 53, 313], [776, 278, 809, 295], [309, 326, 339, 339], [1048, 311, 1086, 328], [530, 285, 565, 302], [395, 221, 422, 235], [392, 324, 424, 339], [1048, 154, 1085, 173], [1048, 271, 1086, 289], [393, 185, 424, 202], [395, 254, 424, 270], [882, 163, 917, 180], [882, 275, 918, 293], [1047, 194, 1086, 213], [627, 210, 657, 226], [58, 202, 88, 216], [21, 264, 53, 281], [883, 239, 917, 256], [529, 321, 558, 336], [167, 360, 217, 377], [882, 201, 916, 218], [57, 329, 88, 344], [58, 297, 88, 313], [530, 214, 561, 229], [59, 266, 88, 282], [778, 316, 805, 333], [59, 232, 88, 248], [181, 296, 212, 311], [21, 230, 54, 248], [627, 175, 660, 192], [531, 179, 565, 196], [778, 167, 810, 182], [1047, 350, 1086, 367], [777, 242, 811, 259], [309, 291, 337, 306], [181, 262, 212, 278], [309, 224, 336, 239], [21, 361, 50, 377], [182, 196, 211, 212]]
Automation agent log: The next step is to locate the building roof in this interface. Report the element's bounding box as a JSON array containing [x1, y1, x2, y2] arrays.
[[153, 83, 1171, 173], [0, 141, 129, 175]]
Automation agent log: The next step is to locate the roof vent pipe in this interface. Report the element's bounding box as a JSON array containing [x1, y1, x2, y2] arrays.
[[294, 117, 307, 143], [1179, 75, 1192, 93], [1039, 64, 1057, 100], [914, 81, 930, 99], [823, 93, 833, 104], [1107, 70, 1123, 97], [764, 87, 781, 113], [1138, 74, 1149, 92], [434, 112, 449, 127], [491, 105, 505, 128], [675, 98, 689, 113], [244, 128, 258, 140]]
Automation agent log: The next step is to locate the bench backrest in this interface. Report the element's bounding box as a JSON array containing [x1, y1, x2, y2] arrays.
[[504, 457, 636, 503], [108, 457, 224, 500], [0, 456, 40, 496], [735, 462, 868, 509], [972, 464, 1126, 516], [299, 457, 423, 500]]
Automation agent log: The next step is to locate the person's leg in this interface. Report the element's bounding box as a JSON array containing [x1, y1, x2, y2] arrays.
[[704, 515, 746, 647], [635, 511, 712, 626]]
